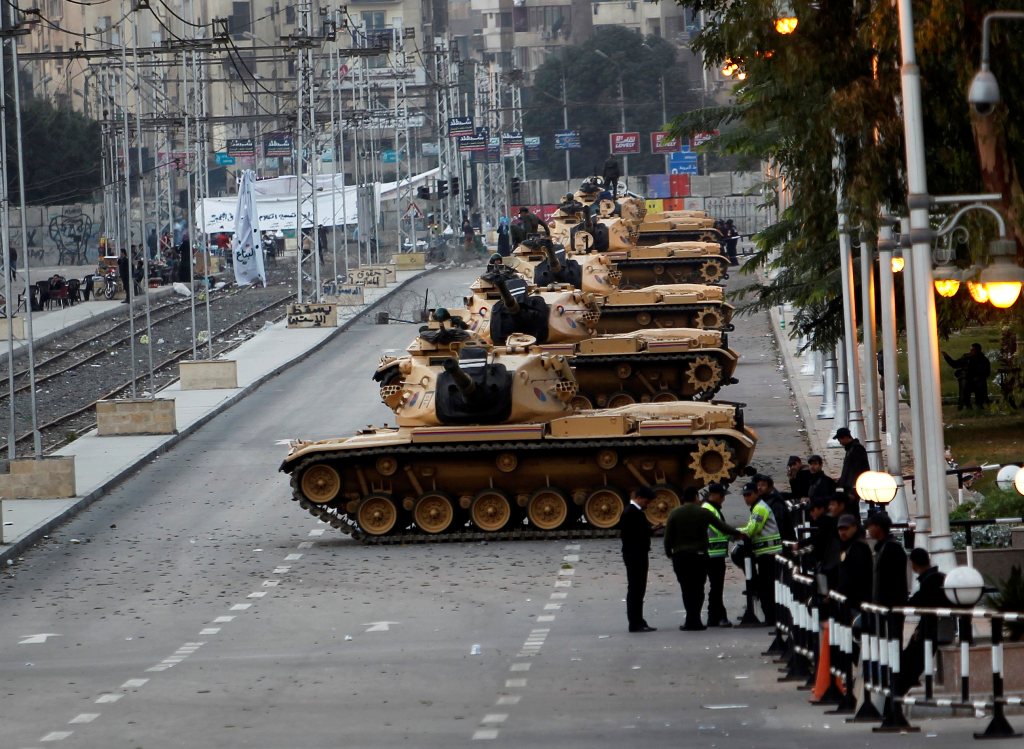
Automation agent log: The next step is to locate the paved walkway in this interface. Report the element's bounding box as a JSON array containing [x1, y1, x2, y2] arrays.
[[0, 267, 434, 560]]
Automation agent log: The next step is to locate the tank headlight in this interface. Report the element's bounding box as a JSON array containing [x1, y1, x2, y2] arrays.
[[556, 305, 565, 316]]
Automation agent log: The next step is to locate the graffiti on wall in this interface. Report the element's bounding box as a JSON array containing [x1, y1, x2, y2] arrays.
[[48, 208, 94, 266]]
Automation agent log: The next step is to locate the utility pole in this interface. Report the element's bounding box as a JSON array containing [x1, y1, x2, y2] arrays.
[[561, 72, 570, 191], [618, 74, 627, 179]]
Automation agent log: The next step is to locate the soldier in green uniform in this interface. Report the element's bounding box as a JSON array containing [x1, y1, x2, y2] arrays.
[[702, 483, 734, 627]]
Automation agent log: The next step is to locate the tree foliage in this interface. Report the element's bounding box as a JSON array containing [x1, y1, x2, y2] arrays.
[[669, 0, 1024, 350], [5, 96, 101, 205], [524, 25, 705, 180]]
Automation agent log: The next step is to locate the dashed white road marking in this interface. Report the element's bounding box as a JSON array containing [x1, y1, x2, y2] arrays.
[[120, 679, 148, 689], [364, 621, 399, 632], [496, 695, 521, 706], [510, 663, 531, 672], [554, 580, 572, 587], [472, 729, 500, 740], [543, 603, 561, 610], [68, 714, 99, 725], [537, 615, 556, 622], [284, 553, 303, 561], [550, 592, 568, 599], [230, 603, 252, 611], [564, 544, 580, 551], [481, 714, 508, 724], [247, 592, 267, 599], [505, 679, 527, 688], [19, 633, 61, 645], [558, 568, 575, 576], [563, 554, 579, 562], [213, 616, 235, 623], [199, 627, 221, 635], [39, 731, 72, 742], [297, 541, 314, 549], [262, 580, 279, 587], [95, 694, 122, 705], [273, 567, 290, 574], [308, 529, 325, 536]]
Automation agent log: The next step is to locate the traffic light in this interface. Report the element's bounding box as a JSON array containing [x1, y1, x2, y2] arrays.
[[465, 191, 474, 208], [510, 176, 521, 199], [450, 177, 460, 196], [437, 179, 449, 199], [416, 185, 430, 200]]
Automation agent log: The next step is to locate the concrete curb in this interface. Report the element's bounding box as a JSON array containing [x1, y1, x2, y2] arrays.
[[0, 267, 439, 565], [767, 304, 824, 459]]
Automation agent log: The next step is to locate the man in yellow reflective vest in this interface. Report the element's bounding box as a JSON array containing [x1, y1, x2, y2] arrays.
[[702, 482, 733, 627], [739, 480, 783, 626]]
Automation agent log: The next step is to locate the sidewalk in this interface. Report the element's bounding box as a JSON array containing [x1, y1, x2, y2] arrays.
[[0, 267, 435, 563]]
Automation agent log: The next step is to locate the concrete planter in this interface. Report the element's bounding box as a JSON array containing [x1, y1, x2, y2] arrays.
[[96, 398, 177, 436], [179, 359, 238, 390], [938, 640, 1024, 693], [0, 317, 25, 339], [0, 455, 76, 498]]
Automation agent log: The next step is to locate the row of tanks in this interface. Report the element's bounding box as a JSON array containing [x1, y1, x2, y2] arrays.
[[280, 177, 758, 542]]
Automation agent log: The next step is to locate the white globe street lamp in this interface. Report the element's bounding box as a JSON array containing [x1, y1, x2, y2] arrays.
[[1014, 466, 1024, 496], [943, 565, 986, 607], [855, 470, 898, 504], [996, 464, 1020, 492]]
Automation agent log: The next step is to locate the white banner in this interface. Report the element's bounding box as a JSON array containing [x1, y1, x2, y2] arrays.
[[231, 170, 266, 287]]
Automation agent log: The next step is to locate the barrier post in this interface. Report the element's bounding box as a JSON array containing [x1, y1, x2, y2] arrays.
[[922, 612, 936, 701], [826, 594, 858, 714], [848, 605, 882, 723], [960, 613, 973, 705], [874, 608, 917, 732], [974, 615, 1021, 740], [739, 553, 764, 628], [799, 588, 821, 691]]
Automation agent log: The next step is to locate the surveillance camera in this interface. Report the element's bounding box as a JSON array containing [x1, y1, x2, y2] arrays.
[[968, 69, 1000, 116]]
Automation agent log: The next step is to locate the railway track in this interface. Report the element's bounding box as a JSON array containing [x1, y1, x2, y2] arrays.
[[0, 288, 297, 453]]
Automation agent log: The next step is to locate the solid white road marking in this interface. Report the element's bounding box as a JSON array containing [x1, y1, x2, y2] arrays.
[[496, 695, 521, 706], [19, 634, 61, 644], [120, 679, 148, 689], [504, 679, 527, 688], [472, 729, 499, 740], [230, 603, 252, 610], [39, 732, 72, 741], [68, 714, 99, 724], [364, 621, 399, 632], [95, 694, 122, 704]]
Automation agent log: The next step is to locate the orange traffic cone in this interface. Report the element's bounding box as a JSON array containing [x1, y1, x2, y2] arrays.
[[811, 622, 845, 704]]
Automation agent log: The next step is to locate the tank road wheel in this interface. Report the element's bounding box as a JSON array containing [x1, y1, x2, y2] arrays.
[[356, 494, 399, 536], [527, 489, 569, 530], [699, 230, 719, 243], [471, 490, 513, 532], [413, 493, 456, 535], [495, 452, 519, 473], [645, 486, 681, 525], [651, 391, 677, 403], [571, 394, 594, 410], [596, 448, 618, 470], [698, 259, 726, 284], [652, 263, 666, 277], [584, 488, 624, 529], [636, 311, 653, 326], [685, 355, 723, 392], [300, 463, 341, 504], [375, 457, 398, 476], [607, 391, 636, 408], [690, 439, 737, 483], [696, 306, 724, 330]]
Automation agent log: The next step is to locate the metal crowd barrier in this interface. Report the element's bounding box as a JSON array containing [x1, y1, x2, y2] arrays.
[[771, 551, 1024, 739]]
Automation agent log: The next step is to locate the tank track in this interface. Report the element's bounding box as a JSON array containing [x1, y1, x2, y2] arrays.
[[286, 436, 714, 543]]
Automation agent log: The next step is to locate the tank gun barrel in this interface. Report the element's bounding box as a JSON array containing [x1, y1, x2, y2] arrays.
[[442, 358, 478, 398], [492, 274, 522, 314], [541, 240, 563, 273]]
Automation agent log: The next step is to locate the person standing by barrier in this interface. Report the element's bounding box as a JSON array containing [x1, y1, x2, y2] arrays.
[[702, 483, 736, 628], [835, 515, 872, 612], [620, 486, 657, 633], [896, 548, 950, 695], [756, 473, 796, 542], [739, 481, 783, 626], [786, 455, 813, 501], [867, 512, 907, 608], [806, 455, 837, 503], [664, 485, 742, 631], [835, 428, 870, 514]]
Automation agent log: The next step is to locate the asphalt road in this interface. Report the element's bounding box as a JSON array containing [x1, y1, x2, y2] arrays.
[[0, 266, 989, 747]]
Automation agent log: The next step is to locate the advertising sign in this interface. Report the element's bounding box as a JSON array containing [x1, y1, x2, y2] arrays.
[[691, 130, 720, 149], [609, 131, 642, 155], [524, 136, 541, 162], [264, 133, 293, 158], [501, 131, 524, 158], [554, 130, 581, 150], [458, 133, 486, 153], [447, 116, 475, 138], [227, 138, 256, 157], [650, 131, 682, 154]]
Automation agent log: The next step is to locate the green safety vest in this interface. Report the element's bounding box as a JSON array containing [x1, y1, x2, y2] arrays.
[[739, 499, 782, 556], [702, 501, 730, 558]]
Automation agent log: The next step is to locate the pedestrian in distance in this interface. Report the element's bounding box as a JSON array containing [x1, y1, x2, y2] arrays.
[[896, 548, 952, 695], [786, 455, 813, 501], [118, 248, 131, 304], [518, 206, 550, 237], [702, 482, 737, 628], [496, 217, 511, 257], [738, 481, 783, 626], [724, 219, 740, 265], [806, 454, 837, 502], [8, 245, 16, 281], [619, 486, 657, 633], [834, 427, 870, 514], [664, 485, 743, 631], [942, 343, 991, 409]]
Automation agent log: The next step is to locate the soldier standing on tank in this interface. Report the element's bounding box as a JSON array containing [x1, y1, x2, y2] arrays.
[[619, 486, 657, 633], [602, 157, 621, 198]]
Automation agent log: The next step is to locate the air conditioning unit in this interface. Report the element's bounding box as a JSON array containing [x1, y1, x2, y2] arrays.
[[626, 0, 637, 9], [540, 29, 552, 40]]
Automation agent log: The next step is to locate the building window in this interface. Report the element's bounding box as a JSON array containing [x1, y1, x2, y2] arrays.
[[285, 5, 295, 24], [230, 1, 252, 39]]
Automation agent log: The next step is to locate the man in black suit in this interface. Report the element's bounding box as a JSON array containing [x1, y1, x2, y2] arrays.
[[620, 486, 657, 633]]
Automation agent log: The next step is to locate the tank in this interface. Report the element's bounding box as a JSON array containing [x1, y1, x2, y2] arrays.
[[281, 399, 757, 539], [507, 236, 621, 293], [590, 283, 735, 334], [611, 242, 731, 286], [636, 213, 722, 244]]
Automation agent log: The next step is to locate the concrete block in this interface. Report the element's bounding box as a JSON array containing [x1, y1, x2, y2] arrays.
[[348, 266, 388, 287], [391, 252, 425, 270], [97, 398, 177, 436], [0, 456, 76, 498], [0, 317, 25, 339], [688, 175, 711, 197], [179, 359, 238, 390], [286, 303, 338, 328], [325, 285, 364, 306]]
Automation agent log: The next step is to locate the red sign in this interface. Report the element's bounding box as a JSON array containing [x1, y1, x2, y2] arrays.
[[609, 131, 641, 155], [690, 130, 720, 149], [650, 131, 682, 154]]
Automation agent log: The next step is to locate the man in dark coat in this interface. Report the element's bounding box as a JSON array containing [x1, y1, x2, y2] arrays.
[[835, 427, 870, 513], [896, 548, 950, 695], [602, 157, 621, 198], [786, 455, 813, 500], [118, 248, 131, 303], [806, 454, 837, 502], [619, 486, 657, 633], [942, 343, 991, 409], [867, 512, 908, 608]]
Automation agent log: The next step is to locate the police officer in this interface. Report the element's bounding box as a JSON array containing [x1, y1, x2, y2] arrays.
[[739, 480, 783, 626], [702, 483, 733, 628], [620, 486, 657, 633]]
